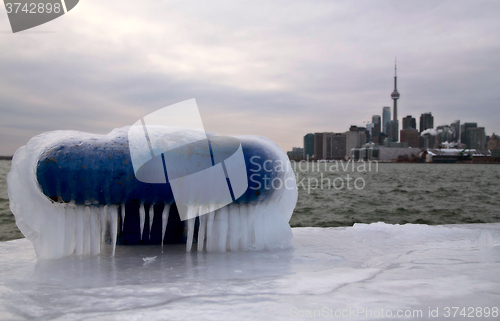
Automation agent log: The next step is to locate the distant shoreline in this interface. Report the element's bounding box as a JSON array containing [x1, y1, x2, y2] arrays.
[[0, 156, 12, 160]]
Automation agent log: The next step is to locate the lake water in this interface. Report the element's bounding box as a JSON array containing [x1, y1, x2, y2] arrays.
[[1, 160, 500, 241]]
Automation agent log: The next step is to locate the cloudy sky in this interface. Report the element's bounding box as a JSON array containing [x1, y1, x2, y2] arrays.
[[1, 0, 499, 155]]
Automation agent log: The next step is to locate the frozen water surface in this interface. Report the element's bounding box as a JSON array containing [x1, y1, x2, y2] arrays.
[[1, 222, 499, 320]]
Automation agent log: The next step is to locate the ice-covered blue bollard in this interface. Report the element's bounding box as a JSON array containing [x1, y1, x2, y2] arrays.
[[8, 126, 298, 259]]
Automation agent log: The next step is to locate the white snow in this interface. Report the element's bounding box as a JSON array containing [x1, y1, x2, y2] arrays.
[[0, 222, 499, 320]]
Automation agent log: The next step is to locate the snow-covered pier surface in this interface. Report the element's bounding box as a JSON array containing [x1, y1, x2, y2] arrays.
[[1, 223, 499, 320]]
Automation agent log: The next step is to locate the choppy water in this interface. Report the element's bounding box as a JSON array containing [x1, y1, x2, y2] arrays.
[[0, 161, 23, 241], [1, 160, 500, 241], [289, 161, 500, 227]]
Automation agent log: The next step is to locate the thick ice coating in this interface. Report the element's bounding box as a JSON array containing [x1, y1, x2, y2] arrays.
[[7, 127, 298, 259]]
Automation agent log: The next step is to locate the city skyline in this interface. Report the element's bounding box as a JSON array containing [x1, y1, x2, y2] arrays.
[[1, 1, 500, 155]]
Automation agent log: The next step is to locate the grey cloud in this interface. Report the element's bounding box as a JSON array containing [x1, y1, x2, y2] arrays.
[[1, 0, 499, 155]]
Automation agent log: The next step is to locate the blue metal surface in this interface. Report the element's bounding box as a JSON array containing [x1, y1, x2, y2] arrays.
[[35, 131, 284, 245], [36, 134, 281, 205]]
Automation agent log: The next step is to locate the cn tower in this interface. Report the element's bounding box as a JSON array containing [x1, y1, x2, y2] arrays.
[[391, 58, 400, 142]]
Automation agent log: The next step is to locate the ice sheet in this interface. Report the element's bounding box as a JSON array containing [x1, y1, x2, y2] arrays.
[[0, 222, 499, 320]]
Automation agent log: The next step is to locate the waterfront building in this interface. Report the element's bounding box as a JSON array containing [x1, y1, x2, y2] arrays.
[[460, 122, 477, 145], [322, 133, 334, 159], [400, 128, 419, 148], [313, 133, 324, 160], [372, 115, 381, 136], [331, 133, 347, 159], [372, 132, 388, 145], [356, 145, 417, 162], [466, 127, 486, 150], [421, 132, 437, 149], [366, 123, 374, 142], [419, 113, 434, 133], [487, 133, 500, 150], [436, 125, 453, 144], [450, 120, 460, 143], [402, 115, 416, 130], [346, 126, 367, 159], [303, 133, 314, 158], [287, 147, 304, 161], [382, 107, 391, 135]]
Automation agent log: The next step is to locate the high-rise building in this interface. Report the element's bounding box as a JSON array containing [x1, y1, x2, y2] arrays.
[[460, 122, 477, 144], [390, 59, 400, 142], [287, 147, 304, 161], [382, 107, 391, 135], [313, 133, 324, 160], [372, 115, 381, 136], [487, 133, 500, 150], [331, 133, 347, 159], [466, 127, 486, 149], [366, 124, 374, 142], [421, 133, 437, 149], [346, 126, 367, 159], [322, 133, 334, 159], [402, 115, 416, 130], [419, 113, 434, 133], [450, 120, 460, 143], [303, 133, 314, 159], [400, 128, 419, 148], [436, 125, 453, 144]]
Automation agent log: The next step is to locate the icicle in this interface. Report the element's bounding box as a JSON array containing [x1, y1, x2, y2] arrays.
[[63, 205, 76, 256], [216, 206, 229, 252], [186, 216, 195, 252], [120, 204, 126, 231], [228, 204, 240, 251], [83, 206, 91, 255], [161, 204, 170, 253], [108, 205, 118, 256], [239, 204, 249, 251], [148, 204, 155, 239], [99, 205, 109, 251], [197, 209, 207, 252], [89, 206, 101, 255], [75, 206, 84, 255], [252, 204, 265, 251], [139, 203, 146, 240], [206, 208, 215, 252]]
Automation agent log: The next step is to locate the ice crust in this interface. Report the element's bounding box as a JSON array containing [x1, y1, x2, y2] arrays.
[[7, 129, 297, 259], [0, 223, 498, 320]]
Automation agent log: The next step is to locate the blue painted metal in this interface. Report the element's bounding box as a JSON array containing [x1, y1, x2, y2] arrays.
[[36, 134, 281, 205], [35, 131, 284, 245]]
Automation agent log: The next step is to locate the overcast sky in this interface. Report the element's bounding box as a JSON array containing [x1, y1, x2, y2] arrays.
[[1, 0, 499, 155]]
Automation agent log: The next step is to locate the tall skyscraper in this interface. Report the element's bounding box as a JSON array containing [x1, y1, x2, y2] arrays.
[[303, 133, 314, 158], [461, 122, 477, 144], [313, 133, 324, 160], [391, 59, 400, 142], [331, 133, 347, 159], [382, 107, 391, 134], [466, 127, 486, 149], [372, 115, 381, 136], [419, 113, 434, 133], [450, 120, 460, 143], [402, 115, 416, 130]]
